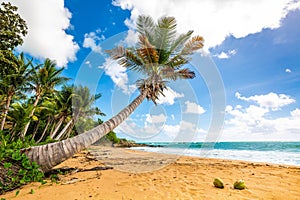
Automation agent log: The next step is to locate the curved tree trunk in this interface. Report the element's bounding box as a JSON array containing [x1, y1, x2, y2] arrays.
[[50, 116, 65, 139], [0, 93, 13, 131], [36, 116, 51, 143], [21, 91, 147, 173], [54, 118, 73, 140], [22, 95, 40, 138]]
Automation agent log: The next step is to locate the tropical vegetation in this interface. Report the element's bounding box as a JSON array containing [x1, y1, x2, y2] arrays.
[[0, 2, 204, 194]]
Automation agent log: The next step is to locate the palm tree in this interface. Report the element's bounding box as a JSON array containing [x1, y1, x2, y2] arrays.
[[6, 102, 33, 140], [22, 59, 69, 138], [0, 53, 33, 130], [21, 15, 204, 172], [54, 85, 105, 140], [49, 85, 73, 140]]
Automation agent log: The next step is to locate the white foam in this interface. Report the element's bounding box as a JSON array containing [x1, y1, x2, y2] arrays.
[[131, 147, 300, 166]]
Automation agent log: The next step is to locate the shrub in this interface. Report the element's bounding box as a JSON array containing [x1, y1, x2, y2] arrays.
[[0, 132, 45, 194]]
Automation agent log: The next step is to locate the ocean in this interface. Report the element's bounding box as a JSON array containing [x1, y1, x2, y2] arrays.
[[131, 142, 300, 166]]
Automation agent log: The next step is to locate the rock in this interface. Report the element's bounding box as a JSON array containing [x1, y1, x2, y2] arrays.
[[213, 177, 224, 189], [233, 180, 246, 190]]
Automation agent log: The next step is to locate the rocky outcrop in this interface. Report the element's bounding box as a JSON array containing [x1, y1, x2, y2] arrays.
[[112, 139, 148, 148]]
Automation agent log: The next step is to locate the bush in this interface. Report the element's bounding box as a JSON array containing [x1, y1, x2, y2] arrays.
[[0, 132, 45, 194], [106, 131, 120, 144]]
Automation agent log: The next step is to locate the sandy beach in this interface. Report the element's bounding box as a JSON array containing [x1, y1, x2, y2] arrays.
[[1, 145, 300, 200]]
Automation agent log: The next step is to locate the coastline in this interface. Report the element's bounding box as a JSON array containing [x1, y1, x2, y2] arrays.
[[1, 145, 300, 200]]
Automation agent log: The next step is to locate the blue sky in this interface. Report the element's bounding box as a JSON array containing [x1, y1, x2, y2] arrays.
[[7, 0, 300, 142]]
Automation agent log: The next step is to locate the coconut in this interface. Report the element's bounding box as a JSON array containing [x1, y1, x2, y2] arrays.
[[234, 180, 246, 190], [213, 178, 224, 188]]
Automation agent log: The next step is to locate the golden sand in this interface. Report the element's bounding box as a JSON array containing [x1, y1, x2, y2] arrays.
[[1, 146, 300, 200]]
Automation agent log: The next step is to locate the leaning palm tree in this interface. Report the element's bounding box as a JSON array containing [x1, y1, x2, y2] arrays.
[[21, 15, 204, 172], [22, 59, 69, 138]]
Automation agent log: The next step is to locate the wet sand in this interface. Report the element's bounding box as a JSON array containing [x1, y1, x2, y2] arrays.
[[1, 146, 300, 200]]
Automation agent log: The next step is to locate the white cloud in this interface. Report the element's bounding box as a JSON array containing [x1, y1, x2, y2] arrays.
[[184, 101, 206, 114], [171, 114, 175, 120], [83, 31, 105, 54], [215, 49, 237, 59], [124, 29, 139, 46], [112, 0, 300, 49], [98, 58, 136, 94], [156, 87, 184, 105], [235, 92, 295, 111], [85, 60, 92, 68], [145, 114, 167, 124], [216, 52, 230, 59], [285, 68, 292, 73], [222, 92, 300, 141], [9, 0, 79, 67], [291, 108, 300, 117]]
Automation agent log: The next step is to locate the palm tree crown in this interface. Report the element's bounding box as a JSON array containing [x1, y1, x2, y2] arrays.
[[107, 15, 204, 103]]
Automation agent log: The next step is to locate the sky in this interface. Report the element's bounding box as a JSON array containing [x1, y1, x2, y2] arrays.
[[6, 0, 300, 142]]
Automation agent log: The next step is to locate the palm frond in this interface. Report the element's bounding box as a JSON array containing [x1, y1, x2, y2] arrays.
[[165, 56, 189, 69], [118, 49, 143, 69], [105, 46, 125, 60], [137, 15, 156, 42], [154, 16, 177, 63], [137, 35, 159, 64], [169, 30, 193, 55], [175, 68, 196, 80], [181, 36, 204, 55]]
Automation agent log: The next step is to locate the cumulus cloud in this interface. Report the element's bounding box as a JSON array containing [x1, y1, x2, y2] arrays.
[[156, 87, 184, 105], [184, 101, 206, 114], [222, 92, 300, 141], [112, 0, 300, 49], [99, 58, 136, 94], [235, 92, 295, 111], [9, 0, 79, 67], [83, 30, 105, 54]]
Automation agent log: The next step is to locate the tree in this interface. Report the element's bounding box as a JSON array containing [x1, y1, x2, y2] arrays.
[[0, 53, 33, 130], [0, 2, 27, 50], [54, 85, 105, 140], [21, 15, 204, 172], [22, 59, 69, 138], [6, 102, 33, 140], [48, 85, 74, 140]]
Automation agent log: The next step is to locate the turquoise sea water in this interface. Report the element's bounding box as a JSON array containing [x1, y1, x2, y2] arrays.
[[131, 142, 300, 166]]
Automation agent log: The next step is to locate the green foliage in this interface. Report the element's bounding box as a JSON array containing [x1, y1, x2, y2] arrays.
[[0, 132, 45, 194], [106, 131, 120, 144], [0, 2, 28, 50], [36, 136, 57, 146]]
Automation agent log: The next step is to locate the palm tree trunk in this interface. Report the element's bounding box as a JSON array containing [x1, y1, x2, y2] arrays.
[[54, 118, 73, 140], [22, 95, 40, 138], [32, 120, 41, 140], [21, 91, 147, 173], [0, 93, 12, 131], [50, 116, 65, 139], [36, 117, 51, 143]]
